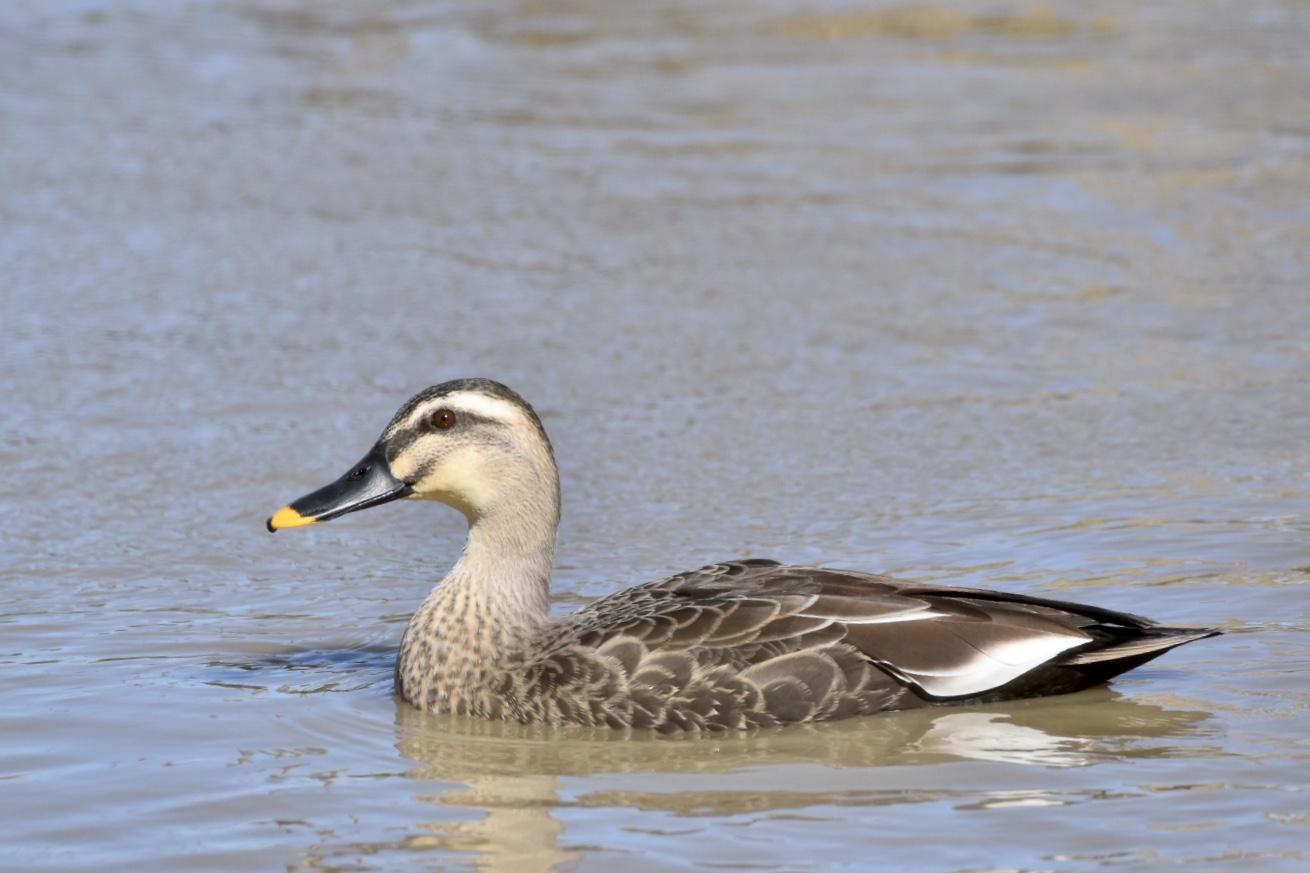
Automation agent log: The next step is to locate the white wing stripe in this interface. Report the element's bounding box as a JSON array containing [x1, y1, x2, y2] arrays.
[[836, 609, 948, 626], [883, 633, 1084, 698]]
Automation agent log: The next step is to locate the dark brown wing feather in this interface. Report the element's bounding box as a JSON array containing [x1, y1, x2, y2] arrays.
[[533, 559, 1218, 731]]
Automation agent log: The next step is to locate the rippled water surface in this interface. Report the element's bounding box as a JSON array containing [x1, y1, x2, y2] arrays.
[[4, 1, 1310, 871]]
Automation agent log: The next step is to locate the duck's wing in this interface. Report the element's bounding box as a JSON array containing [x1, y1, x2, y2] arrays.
[[564, 559, 1217, 706]]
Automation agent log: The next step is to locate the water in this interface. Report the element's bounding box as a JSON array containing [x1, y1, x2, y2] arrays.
[[3, 1, 1309, 870]]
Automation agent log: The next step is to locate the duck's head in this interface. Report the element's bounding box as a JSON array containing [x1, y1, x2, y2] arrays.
[[267, 378, 558, 532]]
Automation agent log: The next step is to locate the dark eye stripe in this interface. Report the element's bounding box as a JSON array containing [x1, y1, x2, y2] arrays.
[[386, 408, 503, 456]]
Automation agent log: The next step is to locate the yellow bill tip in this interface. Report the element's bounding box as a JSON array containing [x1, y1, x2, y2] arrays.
[[267, 505, 317, 532]]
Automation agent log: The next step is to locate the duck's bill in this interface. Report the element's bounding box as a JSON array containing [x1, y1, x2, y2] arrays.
[[266, 443, 413, 532]]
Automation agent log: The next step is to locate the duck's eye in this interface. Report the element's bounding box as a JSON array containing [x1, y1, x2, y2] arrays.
[[431, 409, 457, 430]]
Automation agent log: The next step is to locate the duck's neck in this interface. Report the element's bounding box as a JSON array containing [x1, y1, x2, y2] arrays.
[[447, 504, 558, 626], [398, 488, 559, 711]]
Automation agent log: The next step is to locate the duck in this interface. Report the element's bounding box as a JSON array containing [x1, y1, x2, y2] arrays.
[[267, 378, 1219, 732]]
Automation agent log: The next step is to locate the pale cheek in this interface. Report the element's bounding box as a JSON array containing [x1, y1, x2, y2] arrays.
[[409, 452, 490, 517]]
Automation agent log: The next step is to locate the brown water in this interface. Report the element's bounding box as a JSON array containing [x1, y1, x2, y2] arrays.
[[3, 1, 1309, 871]]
